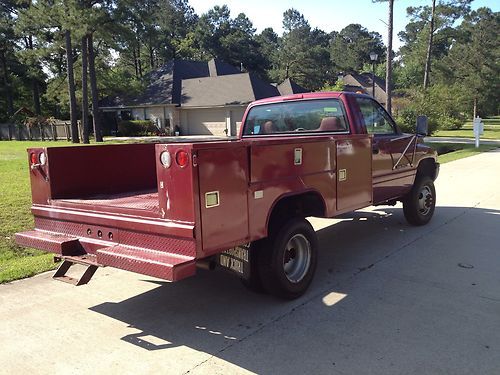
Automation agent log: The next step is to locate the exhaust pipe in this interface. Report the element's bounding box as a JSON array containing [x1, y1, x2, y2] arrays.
[[196, 258, 217, 271]]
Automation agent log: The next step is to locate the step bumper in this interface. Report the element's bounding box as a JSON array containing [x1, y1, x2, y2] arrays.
[[15, 230, 196, 282]]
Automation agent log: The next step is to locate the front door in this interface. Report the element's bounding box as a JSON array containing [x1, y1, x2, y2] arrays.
[[354, 97, 414, 203]]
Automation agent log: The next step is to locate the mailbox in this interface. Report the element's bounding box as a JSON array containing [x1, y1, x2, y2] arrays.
[[473, 117, 484, 136], [473, 117, 484, 148]]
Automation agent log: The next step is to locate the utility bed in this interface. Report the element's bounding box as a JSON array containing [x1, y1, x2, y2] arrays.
[[16, 142, 200, 282]]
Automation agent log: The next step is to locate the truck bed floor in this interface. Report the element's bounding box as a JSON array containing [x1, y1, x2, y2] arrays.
[[56, 190, 160, 212]]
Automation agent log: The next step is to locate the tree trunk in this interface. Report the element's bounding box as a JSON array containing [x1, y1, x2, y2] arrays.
[[65, 30, 80, 143], [81, 35, 90, 144], [132, 47, 139, 78], [423, 0, 436, 89], [385, 0, 394, 115], [137, 44, 143, 77], [32, 81, 41, 115], [473, 97, 477, 119], [149, 38, 154, 69], [88, 33, 103, 142], [27, 35, 41, 115], [0, 49, 14, 116]]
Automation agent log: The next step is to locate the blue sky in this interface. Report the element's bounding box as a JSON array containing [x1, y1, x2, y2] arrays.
[[188, 0, 499, 50]]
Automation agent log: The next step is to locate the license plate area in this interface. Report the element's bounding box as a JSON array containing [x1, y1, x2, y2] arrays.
[[217, 243, 250, 279]]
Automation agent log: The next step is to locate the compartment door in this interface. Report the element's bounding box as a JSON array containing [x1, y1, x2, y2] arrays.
[[198, 147, 249, 254], [336, 136, 373, 212]]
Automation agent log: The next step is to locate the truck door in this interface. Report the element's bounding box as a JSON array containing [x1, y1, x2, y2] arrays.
[[197, 146, 249, 255], [354, 97, 413, 203]]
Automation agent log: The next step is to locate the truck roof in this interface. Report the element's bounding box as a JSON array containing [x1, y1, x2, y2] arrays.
[[249, 91, 366, 107]]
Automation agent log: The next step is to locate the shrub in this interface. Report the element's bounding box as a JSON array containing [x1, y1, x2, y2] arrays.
[[393, 84, 466, 135], [117, 120, 157, 136], [23, 116, 56, 128]]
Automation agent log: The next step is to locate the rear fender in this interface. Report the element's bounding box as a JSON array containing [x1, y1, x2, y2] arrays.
[[266, 190, 326, 236]]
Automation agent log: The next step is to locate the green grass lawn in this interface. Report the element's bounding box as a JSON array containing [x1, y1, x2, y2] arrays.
[[0, 141, 72, 283], [434, 117, 500, 139], [425, 142, 499, 163]]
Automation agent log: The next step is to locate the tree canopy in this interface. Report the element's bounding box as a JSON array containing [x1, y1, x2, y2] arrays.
[[0, 0, 498, 134]]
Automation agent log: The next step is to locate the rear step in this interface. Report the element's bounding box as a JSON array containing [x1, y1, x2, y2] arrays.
[[53, 255, 100, 286], [16, 229, 196, 282], [96, 246, 196, 282]]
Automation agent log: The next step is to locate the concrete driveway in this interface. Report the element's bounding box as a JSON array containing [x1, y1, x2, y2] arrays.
[[1, 149, 499, 375], [425, 136, 500, 146]]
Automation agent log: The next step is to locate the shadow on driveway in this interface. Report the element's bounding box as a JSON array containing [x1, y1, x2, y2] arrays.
[[89, 205, 500, 374]]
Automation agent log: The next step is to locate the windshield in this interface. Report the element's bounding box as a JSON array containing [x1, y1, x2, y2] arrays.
[[242, 99, 349, 136]]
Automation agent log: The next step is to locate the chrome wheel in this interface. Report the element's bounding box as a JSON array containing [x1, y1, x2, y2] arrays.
[[283, 234, 311, 283], [418, 185, 434, 216]]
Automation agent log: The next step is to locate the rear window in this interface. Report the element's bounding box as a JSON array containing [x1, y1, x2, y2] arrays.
[[242, 99, 349, 136]]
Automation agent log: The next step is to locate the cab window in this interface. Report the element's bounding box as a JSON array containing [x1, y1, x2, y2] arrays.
[[356, 97, 397, 135], [243, 99, 349, 136]]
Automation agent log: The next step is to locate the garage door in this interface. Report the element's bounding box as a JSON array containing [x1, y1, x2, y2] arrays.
[[186, 109, 227, 136]]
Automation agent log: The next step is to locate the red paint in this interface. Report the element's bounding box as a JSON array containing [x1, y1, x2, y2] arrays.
[[16, 92, 438, 283]]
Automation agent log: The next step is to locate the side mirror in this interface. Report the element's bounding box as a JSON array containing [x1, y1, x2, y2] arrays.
[[416, 115, 428, 136]]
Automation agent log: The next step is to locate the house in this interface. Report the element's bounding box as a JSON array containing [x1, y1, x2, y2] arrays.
[[341, 73, 387, 106], [100, 59, 307, 137]]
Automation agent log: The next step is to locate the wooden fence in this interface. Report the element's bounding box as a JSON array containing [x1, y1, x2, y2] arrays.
[[0, 121, 79, 141]]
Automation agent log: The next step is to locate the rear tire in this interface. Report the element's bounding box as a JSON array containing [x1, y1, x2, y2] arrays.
[[258, 218, 318, 300], [403, 176, 436, 226]]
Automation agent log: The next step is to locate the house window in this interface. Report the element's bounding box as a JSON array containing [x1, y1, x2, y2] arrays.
[[120, 111, 132, 121]]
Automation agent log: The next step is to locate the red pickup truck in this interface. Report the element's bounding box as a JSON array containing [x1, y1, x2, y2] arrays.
[[16, 92, 439, 299]]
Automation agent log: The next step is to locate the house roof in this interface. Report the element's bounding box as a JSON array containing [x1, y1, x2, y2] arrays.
[[341, 73, 388, 105], [343, 73, 386, 91], [277, 78, 309, 96], [181, 72, 280, 107], [100, 59, 302, 109], [102, 59, 242, 108]]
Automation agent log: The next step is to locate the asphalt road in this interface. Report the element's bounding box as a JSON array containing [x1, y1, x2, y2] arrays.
[[1, 149, 499, 375]]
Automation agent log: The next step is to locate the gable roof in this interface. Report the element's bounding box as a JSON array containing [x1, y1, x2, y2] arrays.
[[277, 78, 309, 96], [181, 72, 280, 107], [102, 59, 242, 108], [341, 73, 388, 105], [343, 73, 386, 91]]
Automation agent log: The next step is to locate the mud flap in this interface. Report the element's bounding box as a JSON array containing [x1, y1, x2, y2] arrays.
[[217, 243, 251, 279]]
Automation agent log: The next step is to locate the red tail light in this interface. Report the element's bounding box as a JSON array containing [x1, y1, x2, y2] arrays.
[[30, 152, 38, 165], [176, 150, 189, 168]]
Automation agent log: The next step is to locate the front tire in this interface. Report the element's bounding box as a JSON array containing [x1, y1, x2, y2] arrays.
[[258, 218, 318, 300], [403, 176, 436, 226]]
